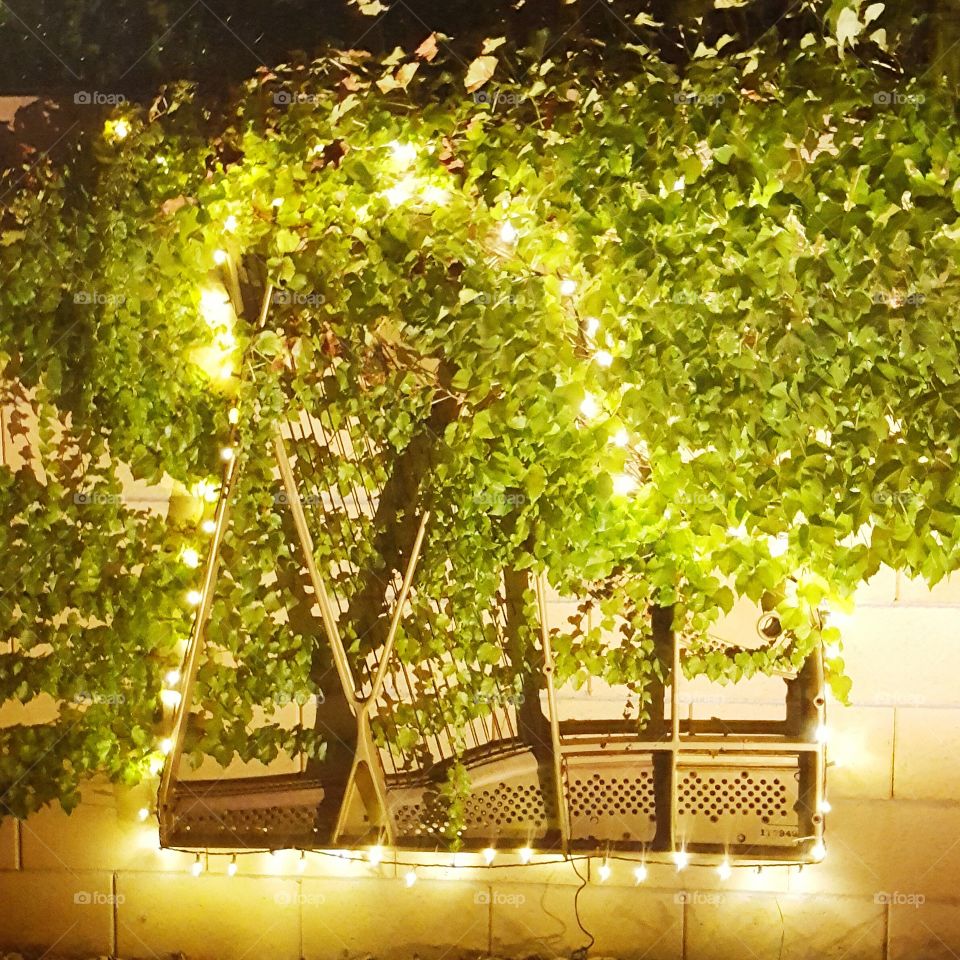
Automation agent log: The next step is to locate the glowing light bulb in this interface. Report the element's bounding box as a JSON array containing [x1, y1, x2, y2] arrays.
[[271, 197, 284, 208], [137, 807, 150, 822], [224, 215, 238, 233], [717, 859, 732, 881], [819, 799, 832, 814], [227, 407, 240, 425], [611, 428, 629, 447], [220, 447, 235, 462], [815, 723, 831, 744], [367, 845, 383, 866], [810, 841, 826, 861], [186, 590, 202, 606], [560, 278, 577, 297], [201, 519, 216, 535], [112, 119, 130, 140], [191, 854, 203, 877], [159, 738, 173, 755], [227, 856, 238, 877], [404, 869, 417, 887], [160, 689, 182, 708], [384, 178, 415, 207], [421, 184, 449, 206], [181, 547, 200, 569], [585, 316, 601, 338], [633, 864, 647, 884], [390, 140, 417, 167], [674, 849, 689, 871], [768, 534, 789, 558], [213, 249, 228, 266], [483, 848, 496, 865], [579, 393, 599, 419], [519, 846, 533, 864], [199, 288, 233, 330], [613, 473, 637, 496], [594, 349, 613, 368], [194, 480, 219, 503], [499, 221, 518, 243], [597, 861, 611, 882]]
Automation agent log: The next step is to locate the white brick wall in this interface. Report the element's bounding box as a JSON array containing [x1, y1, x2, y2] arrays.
[[1, 561, 958, 958]]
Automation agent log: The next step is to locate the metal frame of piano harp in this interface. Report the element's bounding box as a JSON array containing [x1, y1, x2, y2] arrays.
[[157, 286, 827, 864], [158, 443, 827, 865]]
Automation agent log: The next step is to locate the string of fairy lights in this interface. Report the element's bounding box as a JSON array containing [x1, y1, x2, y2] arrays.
[[99, 114, 833, 876], [162, 843, 827, 882]]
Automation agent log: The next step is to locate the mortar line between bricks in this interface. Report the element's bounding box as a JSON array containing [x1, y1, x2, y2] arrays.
[[681, 895, 687, 960], [298, 875, 304, 960], [883, 900, 890, 960], [111, 871, 119, 957], [891, 707, 898, 800], [487, 880, 493, 956], [7, 867, 960, 906]]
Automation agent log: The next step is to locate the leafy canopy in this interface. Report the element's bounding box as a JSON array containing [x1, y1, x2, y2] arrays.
[[0, 23, 955, 817]]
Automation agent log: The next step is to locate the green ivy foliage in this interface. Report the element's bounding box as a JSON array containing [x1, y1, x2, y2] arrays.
[[0, 29, 956, 816]]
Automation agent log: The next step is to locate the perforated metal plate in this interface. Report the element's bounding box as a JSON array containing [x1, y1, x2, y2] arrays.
[[564, 755, 658, 844], [388, 751, 552, 843], [675, 757, 800, 847], [164, 778, 326, 849]]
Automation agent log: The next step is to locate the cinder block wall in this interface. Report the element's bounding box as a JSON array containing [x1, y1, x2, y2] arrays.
[[1, 567, 959, 959]]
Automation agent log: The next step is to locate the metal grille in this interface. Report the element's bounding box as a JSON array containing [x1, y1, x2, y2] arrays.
[[569, 772, 657, 821], [564, 757, 659, 844], [678, 770, 789, 822], [393, 778, 549, 840]]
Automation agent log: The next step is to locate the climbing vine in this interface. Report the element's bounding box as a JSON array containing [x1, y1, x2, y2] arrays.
[[1, 13, 958, 818]]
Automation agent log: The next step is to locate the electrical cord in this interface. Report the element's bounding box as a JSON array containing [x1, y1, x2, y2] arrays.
[[569, 858, 595, 957]]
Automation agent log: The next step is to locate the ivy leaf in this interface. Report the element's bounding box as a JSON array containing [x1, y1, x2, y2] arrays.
[[465, 56, 498, 92], [478, 642, 501, 665], [525, 464, 547, 502], [835, 6, 865, 54]]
